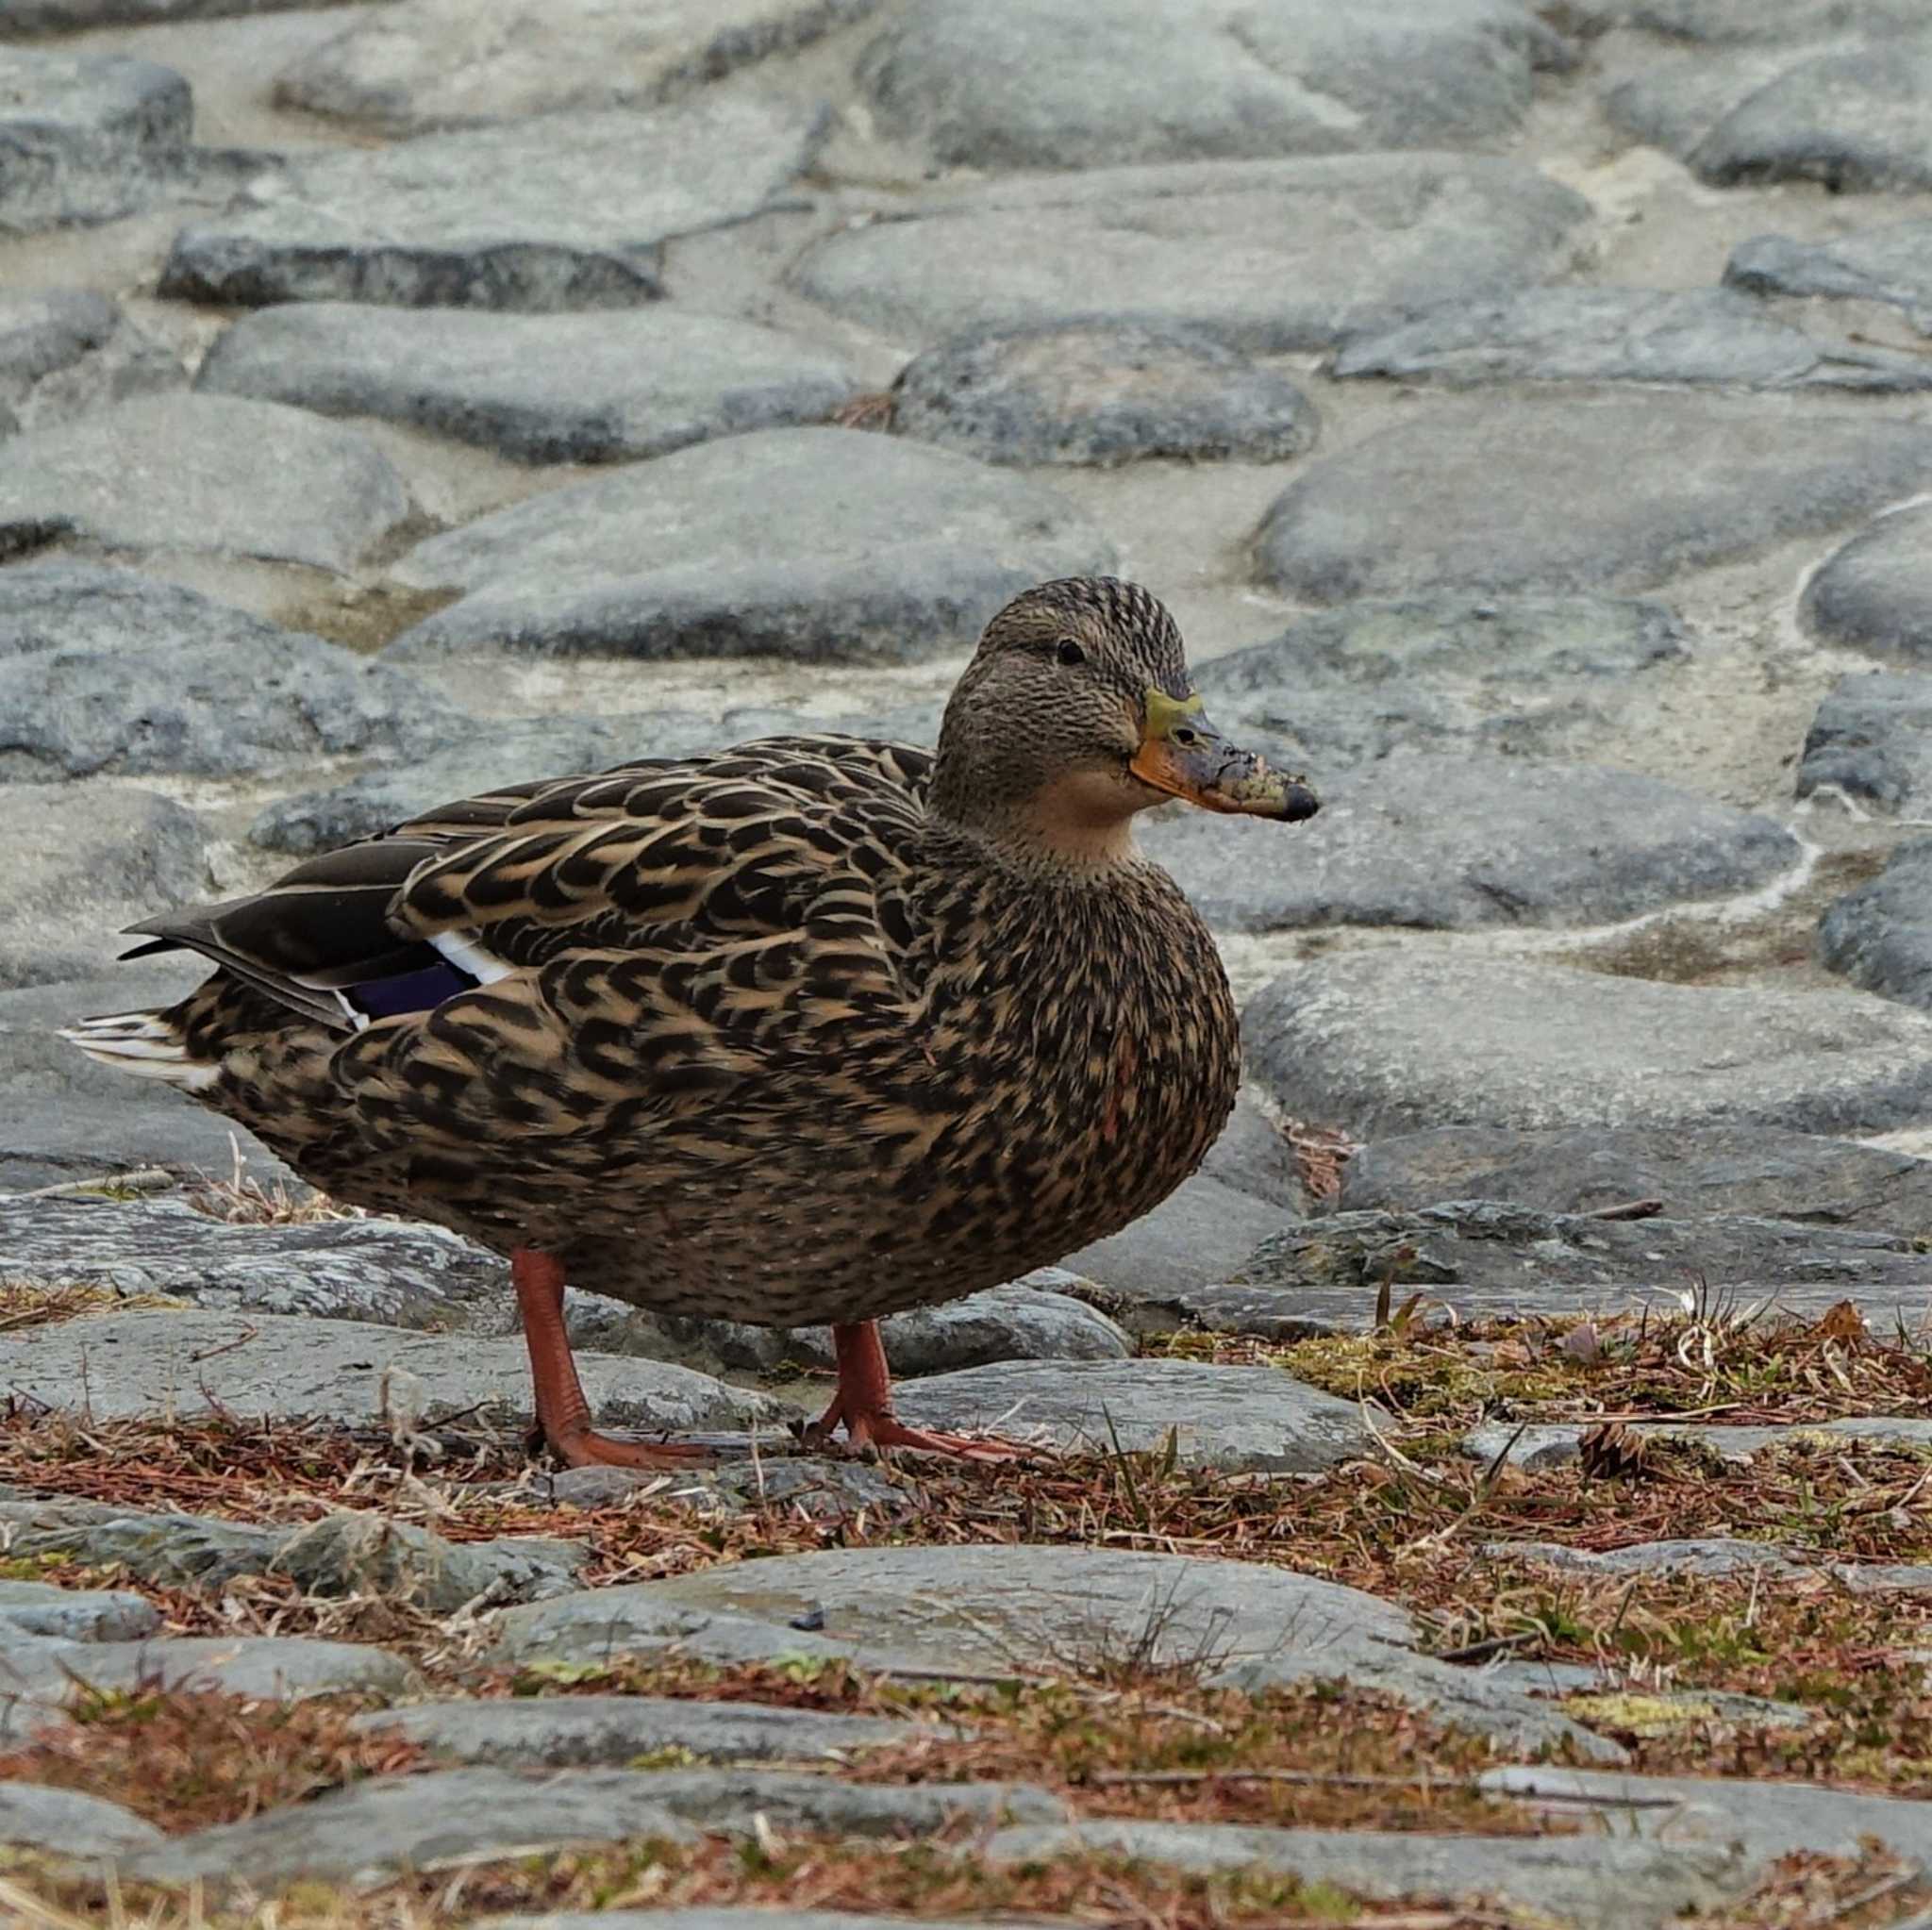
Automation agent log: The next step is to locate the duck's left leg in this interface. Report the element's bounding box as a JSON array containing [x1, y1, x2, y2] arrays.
[[813, 1319, 1036, 1463], [512, 1248, 717, 1468]]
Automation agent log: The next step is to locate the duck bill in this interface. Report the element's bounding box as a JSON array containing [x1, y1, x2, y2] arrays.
[[1130, 690, 1319, 822]]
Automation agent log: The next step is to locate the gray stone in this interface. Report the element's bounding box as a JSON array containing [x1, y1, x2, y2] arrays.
[[125, 1767, 698, 1889], [1208, 1202, 1932, 1336], [891, 322, 1318, 467], [269, 1512, 583, 1613], [1728, 222, 1932, 337], [1256, 395, 1932, 602], [355, 1694, 937, 1768], [1195, 594, 1690, 768], [5, 1632, 415, 1704], [1341, 1123, 1932, 1233], [0, 51, 192, 234], [1244, 951, 1932, 1139], [161, 96, 824, 312], [495, 1544, 1614, 1758], [0, 966, 285, 1193], [0, 1194, 511, 1331], [1140, 755, 1799, 936], [891, 1359, 1376, 1471], [1819, 839, 1932, 1012], [249, 713, 715, 857], [604, 1282, 1131, 1379], [0, 785, 205, 990], [0, 394, 415, 574], [1799, 504, 1932, 664], [0, 1782, 162, 1859], [983, 1822, 1747, 1930], [0, 1494, 580, 1608], [0, 1578, 158, 1642], [0, 291, 180, 433], [858, 0, 1568, 172], [0, 1306, 793, 1434], [1798, 673, 1932, 812], [384, 428, 1115, 666], [276, 0, 880, 134], [1603, 44, 1802, 163], [580, 1768, 1062, 1838], [8, 0, 363, 26], [0, 563, 456, 784], [1487, 1763, 1932, 1869], [1689, 33, 1932, 192], [0, 1497, 288, 1590], [1609, 0, 1926, 40], [1468, 1417, 1932, 1472], [792, 156, 1589, 354], [248, 703, 940, 856], [1059, 1174, 1291, 1306], [1331, 286, 1932, 391], [198, 305, 864, 466], [1199, 1090, 1307, 1211]]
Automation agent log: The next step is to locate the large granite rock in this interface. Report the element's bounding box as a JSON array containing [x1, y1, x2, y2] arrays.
[[1818, 839, 1932, 1012], [248, 702, 942, 856], [1799, 504, 1932, 664], [354, 1695, 936, 1769], [161, 96, 825, 311], [1138, 754, 1799, 935], [1331, 285, 1932, 391], [496, 1543, 1615, 1758], [1244, 951, 1932, 1139], [0, 50, 193, 233], [0, 785, 205, 990], [1203, 1202, 1932, 1334], [0, 290, 180, 433], [0, 1193, 509, 1331], [1728, 221, 1932, 337], [984, 1821, 1747, 1930], [1341, 1123, 1932, 1234], [0, 563, 456, 783], [891, 321, 1317, 468], [1060, 1173, 1291, 1302], [1256, 395, 1932, 601], [0, 1306, 792, 1434], [1796, 671, 1932, 812], [383, 428, 1115, 664], [858, 0, 1568, 171], [275, 0, 880, 134], [792, 156, 1588, 353], [197, 305, 863, 466], [1192, 593, 1690, 768], [1687, 32, 1932, 191], [0, 395, 416, 574], [891, 1359, 1378, 1471]]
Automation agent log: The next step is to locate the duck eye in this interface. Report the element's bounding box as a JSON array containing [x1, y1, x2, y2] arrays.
[[1055, 638, 1086, 667]]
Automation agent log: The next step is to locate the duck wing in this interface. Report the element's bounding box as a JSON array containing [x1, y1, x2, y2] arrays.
[[124, 736, 935, 1036]]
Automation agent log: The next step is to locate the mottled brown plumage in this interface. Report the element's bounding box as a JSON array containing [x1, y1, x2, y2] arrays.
[[68, 577, 1316, 1460]]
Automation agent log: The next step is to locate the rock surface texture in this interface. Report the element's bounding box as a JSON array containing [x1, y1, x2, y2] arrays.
[[9, 7, 1932, 1919]]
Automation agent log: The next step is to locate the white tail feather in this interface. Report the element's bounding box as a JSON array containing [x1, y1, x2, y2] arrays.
[[59, 1011, 221, 1092]]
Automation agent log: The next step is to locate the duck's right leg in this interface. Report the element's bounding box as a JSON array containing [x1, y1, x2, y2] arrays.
[[511, 1248, 717, 1468]]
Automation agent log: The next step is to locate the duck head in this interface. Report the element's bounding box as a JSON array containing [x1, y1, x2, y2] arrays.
[[930, 576, 1318, 862]]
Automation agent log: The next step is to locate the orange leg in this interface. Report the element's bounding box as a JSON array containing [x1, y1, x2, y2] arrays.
[[811, 1320, 1034, 1463], [511, 1248, 716, 1469]]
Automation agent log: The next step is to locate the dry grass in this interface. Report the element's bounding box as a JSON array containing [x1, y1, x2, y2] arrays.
[[0, 1686, 423, 1833], [1, 1838, 1925, 1930]]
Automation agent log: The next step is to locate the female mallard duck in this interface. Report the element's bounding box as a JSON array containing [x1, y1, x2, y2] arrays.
[[66, 577, 1316, 1464]]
